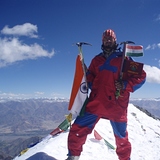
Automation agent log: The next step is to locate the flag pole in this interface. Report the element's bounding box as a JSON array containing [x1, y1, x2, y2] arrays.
[[73, 42, 91, 116], [51, 42, 92, 133], [45, 42, 92, 139], [75, 42, 92, 89]]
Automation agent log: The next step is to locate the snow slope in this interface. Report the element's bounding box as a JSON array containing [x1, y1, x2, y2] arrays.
[[14, 104, 160, 160]]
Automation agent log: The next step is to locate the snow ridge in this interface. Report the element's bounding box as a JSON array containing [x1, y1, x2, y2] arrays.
[[14, 104, 160, 160]]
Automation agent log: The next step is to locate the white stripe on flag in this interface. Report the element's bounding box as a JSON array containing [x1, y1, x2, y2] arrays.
[[69, 76, 88, 115]]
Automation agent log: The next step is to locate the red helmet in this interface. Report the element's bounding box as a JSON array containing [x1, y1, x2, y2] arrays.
[[102, 29, 117, 42]]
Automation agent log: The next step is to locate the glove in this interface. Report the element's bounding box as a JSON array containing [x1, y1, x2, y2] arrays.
[[115, 80, 124, 90], [115, 80, 124, 99]]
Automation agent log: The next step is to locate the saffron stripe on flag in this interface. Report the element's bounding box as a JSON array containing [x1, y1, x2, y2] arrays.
[[125, 44, 143, 57]]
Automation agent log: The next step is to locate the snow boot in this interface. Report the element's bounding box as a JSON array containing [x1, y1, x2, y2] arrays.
[[65, 156, 80, 160]]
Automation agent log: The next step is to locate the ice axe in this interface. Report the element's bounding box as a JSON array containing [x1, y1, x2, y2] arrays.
[[74, 42, 92, 62], [76, 42, 92, 47], [115, 41, 135, 99], [75, 42, 92, 88], [75, 42, 92, 62]]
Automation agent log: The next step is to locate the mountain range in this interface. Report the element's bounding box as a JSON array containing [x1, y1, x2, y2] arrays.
[[0, 98, 160, 159], [129, 98, 160, 118], [0, 98, 69, 160]]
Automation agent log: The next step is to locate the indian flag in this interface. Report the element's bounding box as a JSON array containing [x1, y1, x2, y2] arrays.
[[68, 54, 88, 116], [125, 44, 143, 57]]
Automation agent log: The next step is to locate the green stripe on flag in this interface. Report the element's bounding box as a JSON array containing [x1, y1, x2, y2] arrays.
[[126, 52, 143, 57]]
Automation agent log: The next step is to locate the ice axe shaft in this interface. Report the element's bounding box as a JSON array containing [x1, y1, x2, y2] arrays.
[[75, 42, 92, 89], [115, 41, 135, 99]]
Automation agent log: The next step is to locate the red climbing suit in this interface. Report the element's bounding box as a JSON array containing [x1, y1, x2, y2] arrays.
[[67, 51, 146, 160], [86, 52, 146, 122]]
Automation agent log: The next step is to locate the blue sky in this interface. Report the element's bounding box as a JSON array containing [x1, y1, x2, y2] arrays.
[[0, 0, 160, 99]]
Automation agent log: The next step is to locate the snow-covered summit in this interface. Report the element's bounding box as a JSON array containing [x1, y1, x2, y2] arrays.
[[14, 104, 160, 160]]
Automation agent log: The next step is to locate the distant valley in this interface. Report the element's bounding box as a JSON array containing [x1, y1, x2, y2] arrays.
[[0, 98, 69, 159], [0, 97, 160, 159]]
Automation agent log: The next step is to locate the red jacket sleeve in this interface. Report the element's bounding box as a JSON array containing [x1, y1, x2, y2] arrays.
[[123, 69, 146, 92]]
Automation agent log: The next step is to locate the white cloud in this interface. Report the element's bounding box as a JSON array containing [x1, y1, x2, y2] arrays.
[[0, 23, 54, 67], [145, 45, 151, 50], [35, 92, 44, 96], [155, 14, 160, 21], [0, 37, 54, 67], [0, 91, 45, 99], [0, 92, 29, 99], [144, 64, 160, 84], [1, 23, 38, 38], [145, 44, 157, 50]]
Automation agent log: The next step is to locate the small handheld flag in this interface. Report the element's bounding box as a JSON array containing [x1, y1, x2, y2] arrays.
[[123, 44, 144, 77], [125, 44, 143, 57], [115, 41, 144, 99]]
